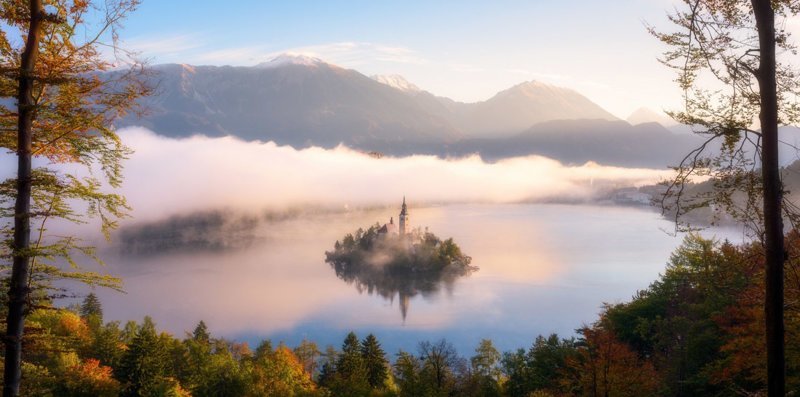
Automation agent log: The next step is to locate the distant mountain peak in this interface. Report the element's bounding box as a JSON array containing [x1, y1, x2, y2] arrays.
[[256, 53, 327, 68], [506, 80, 564, 94], [626, 107, 675, 127], [517, 80, 552, 88], [371, 74, 422, 93]]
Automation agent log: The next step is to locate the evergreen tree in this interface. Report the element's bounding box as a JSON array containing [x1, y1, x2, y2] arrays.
[[121, 320, 138, 345], [254, 339, 274, 359], [192, 320, 211, 344], [360, 334, 389, 389], [394, 350, 423, 397], [183, 321, 213, 390], [118, 317, 170, 396], [331, 332, 369, 396], [501, 334, 578, 396], [85, 321, 126, 374], [79, 293, 103, 321], [79, 293, 104, 332], [317, 345, 339, 388]]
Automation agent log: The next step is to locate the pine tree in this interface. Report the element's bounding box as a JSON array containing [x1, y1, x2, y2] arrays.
[[86, 321, 126, 374], [394, 350, 423, 397], [317, 345, 338, 388], [192, 320, 211, 344], [118, 317, 169, 396], [80, 293, 103, 321], [331, 332, 369, 396], [254, 339, 274, 360], [183, 321, 213, 391], [360, 334, 388, 389]]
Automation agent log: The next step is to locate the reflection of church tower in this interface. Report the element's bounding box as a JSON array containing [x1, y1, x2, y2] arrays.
[[399, 292, 410, 322], [399, 196, 409, 235]]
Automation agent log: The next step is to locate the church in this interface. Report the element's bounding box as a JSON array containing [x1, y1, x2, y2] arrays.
[[377, 197, 410, 237]]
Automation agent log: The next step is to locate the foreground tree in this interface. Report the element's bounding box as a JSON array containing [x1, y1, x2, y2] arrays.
[[653, 1, 800, 394], [360, 334, 389, 390], [0, 0, 149, 395], [564, 324, 659, 396], [118, 317, 169, 396], [418, 339, 463, 395], [502, 334, 577, 396], [329, 332, 370, 396]]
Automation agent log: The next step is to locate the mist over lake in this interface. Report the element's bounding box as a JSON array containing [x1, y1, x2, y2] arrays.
[[88, 203, 744, 355]]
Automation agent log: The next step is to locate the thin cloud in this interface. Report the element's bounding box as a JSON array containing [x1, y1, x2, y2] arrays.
[[123, 33, 205, 59]]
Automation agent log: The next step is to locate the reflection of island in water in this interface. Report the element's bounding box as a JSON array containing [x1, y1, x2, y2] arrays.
[[325, 198, 477, 320]]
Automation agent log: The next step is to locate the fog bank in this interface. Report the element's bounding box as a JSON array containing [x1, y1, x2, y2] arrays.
[[118, 128, 670, 222]]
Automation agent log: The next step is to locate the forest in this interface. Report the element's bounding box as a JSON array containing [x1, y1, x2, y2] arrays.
[[6, 231, 797, 396]]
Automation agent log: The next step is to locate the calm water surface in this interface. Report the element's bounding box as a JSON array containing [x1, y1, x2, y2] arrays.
[[94, 203, 745, 354]]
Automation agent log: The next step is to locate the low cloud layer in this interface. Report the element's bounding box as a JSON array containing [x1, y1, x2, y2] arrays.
[[117, 127, 670, 222]]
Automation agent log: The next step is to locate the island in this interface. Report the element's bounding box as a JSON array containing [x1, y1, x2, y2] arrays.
[[325, 198, 477, 320]]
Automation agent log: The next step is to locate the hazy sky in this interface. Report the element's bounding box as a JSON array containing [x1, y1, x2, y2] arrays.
[[110, 0, 692, 119]]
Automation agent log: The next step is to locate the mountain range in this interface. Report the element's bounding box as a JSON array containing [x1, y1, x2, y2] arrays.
[[119, 54, 706, 168]]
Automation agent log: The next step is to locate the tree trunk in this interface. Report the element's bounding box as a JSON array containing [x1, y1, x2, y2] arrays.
[[751, 0, 785, 396], [3, 1, 43, 396]]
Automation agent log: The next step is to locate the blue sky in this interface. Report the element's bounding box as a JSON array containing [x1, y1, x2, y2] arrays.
[[112, 0, 688, 118]]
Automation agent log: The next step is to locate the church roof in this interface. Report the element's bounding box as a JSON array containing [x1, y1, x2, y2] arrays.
[[378, 221, 397, 234]]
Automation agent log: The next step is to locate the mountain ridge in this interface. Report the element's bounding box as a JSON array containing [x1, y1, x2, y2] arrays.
[[119, 54, 700, 168], [125, 55, 621, 140]]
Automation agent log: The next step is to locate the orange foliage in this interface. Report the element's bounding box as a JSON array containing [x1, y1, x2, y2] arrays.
[[62, 358, 120, 396], [565, 324, 660, 396], [711, 231, 800, 390], [252, 345, 316, 396]]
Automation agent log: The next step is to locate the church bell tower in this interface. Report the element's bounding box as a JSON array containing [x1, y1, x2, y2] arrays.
[[399, 196, 409, 235]]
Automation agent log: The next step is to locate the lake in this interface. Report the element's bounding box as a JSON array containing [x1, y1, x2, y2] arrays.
[[91, 203, 746, 356]]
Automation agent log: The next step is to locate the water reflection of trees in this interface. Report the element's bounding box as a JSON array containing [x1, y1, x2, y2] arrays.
[[325, 224, 476, 320]]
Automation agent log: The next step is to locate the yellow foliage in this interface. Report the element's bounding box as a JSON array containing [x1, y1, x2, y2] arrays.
[[250, 345, 316, 396], [61, 358, 120, 396]]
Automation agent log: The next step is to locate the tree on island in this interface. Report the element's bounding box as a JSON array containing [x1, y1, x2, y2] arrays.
[[653, 1, 800, 394], [0, 0, 150, 394], [325, 223, 476, 320]]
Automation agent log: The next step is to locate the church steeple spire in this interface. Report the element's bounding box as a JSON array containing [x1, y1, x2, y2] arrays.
[[399, 196, 409, 235]]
